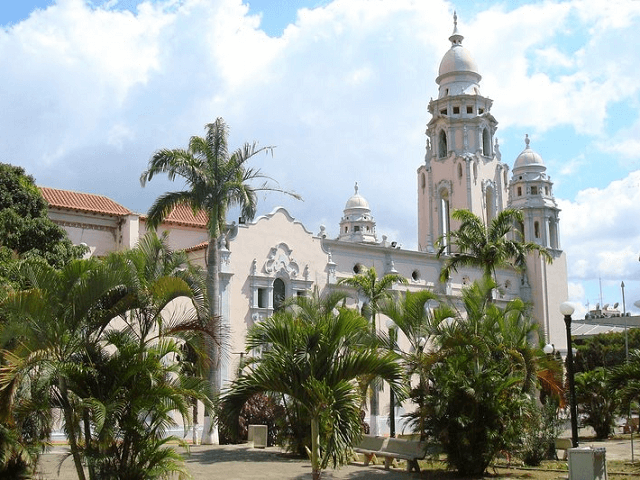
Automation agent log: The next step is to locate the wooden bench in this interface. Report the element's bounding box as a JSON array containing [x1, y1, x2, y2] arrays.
[[555, 438, 573, 460], [379, 438, 429, 472], [353, 435, 432, 472], [353, 435, 388, 466]]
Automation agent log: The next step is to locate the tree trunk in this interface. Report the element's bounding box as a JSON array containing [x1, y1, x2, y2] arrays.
[[83, 411, 96, 480], [311, 416, 321, 480], [369, 387, 379, 436], [192, 399, 199, 444], [369, 312, 379, 436], [60, 378, 87, 480], [202, 236, 220, 445]]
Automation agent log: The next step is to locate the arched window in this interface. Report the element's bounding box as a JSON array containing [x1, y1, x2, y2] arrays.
[[549, 220, 558, 249], [273, 278, 286, 311], [439, 189, 451, 254], [485, 186, 495, 224], [457, 163, 463, 179], [534, 221, 540, 239], [482, 127, 491, 156], [438, 130, 448, 158]]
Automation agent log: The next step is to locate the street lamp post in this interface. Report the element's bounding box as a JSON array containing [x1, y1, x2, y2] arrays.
[[386, 319, 398, 438], [561, 301, 579, 448]]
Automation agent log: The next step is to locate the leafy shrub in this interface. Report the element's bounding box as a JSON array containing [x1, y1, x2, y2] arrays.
[[519, 400, 562, 466], [576, 367, 618, 439]]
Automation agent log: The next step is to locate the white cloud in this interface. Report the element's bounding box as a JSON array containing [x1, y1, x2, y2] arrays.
[[107, 123, 135, 149], [467, 1, 640, 136], [558, 153, 586, 176], [2, 0, 640, 302], [596, 114, 640, 163], [559, 170, 640, 281], [568, 281, 586, 302]]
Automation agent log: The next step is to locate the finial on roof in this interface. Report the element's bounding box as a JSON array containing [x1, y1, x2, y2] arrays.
[[525, 134, 530, 148], [449, 11, 463, 46], [354, 182, 359, 194]]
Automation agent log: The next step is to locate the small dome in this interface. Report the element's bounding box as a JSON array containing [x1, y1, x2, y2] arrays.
[[513, 135, 546, 172], [437, 12, 480, 79], [344, 183, 370, 211], [438, 45, 479, 78], [339, 183, 377, 244]]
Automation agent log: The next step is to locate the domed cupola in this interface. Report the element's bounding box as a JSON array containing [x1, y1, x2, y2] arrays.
[[339, 183, 377, 243], [513, 134, 546, 175], [436, 12, 482, 99], [508, 135, 561, 250]]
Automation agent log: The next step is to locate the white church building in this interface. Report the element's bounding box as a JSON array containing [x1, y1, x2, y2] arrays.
[[41, 16, 569, 437]]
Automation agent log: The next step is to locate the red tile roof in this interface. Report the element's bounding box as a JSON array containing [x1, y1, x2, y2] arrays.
[[158, 203, 209, 228], [185, 241, 208, 252], [40, 187, 133, 216], [40, 186, 209, 228]]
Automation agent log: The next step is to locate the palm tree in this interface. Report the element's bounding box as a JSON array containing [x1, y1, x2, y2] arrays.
[[338, 266, 407, 435], [0, 234, 214, 479], [0, 257, 132, 480], [575, 368, 618, 439], [338, 267, 407, 330], [380, 289, 455, 439], [437, 209, 552, 299], [425, 277, 556, 475], [219, 289, 404, 480], [608, 350, 640, 433], [140, 118, 300, 443]]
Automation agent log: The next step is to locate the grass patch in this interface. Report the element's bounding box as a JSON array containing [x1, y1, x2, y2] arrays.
[[414, 458, 640, 479]]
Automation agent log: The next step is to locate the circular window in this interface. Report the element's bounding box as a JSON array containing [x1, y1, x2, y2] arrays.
[[411, 270, 421, 281], [353, 263, 364, 274]]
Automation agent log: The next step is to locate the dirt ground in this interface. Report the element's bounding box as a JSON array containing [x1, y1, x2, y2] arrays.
[[35, 437, 639, 480]]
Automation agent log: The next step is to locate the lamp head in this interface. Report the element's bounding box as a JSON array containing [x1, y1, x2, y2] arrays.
[[560, 302, 575, 316], [543, 343, 554, 355]]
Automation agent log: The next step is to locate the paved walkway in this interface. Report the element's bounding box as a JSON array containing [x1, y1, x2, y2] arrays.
[[37, 437, 639, 479], [38, 443, 420, 479], [572, 437, 638, 462]]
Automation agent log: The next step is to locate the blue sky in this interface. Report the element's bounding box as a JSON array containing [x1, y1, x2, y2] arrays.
[[2, 0, 639, 317], [1, 0, 324, 36]]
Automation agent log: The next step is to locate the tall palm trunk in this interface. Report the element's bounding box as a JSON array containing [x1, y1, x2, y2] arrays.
[[83, 411, 96, 480], [202, 236, 220, 444], [60, 377, 87, 480], [311, 415, 321, 480], [192, 400, 199, 444], [369, 312, 379, 436]]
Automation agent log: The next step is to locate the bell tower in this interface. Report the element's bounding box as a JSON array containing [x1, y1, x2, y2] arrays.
[[508, 134, 568, 345], [339, 183, 377, 243], [417, 13, 509, 253]]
